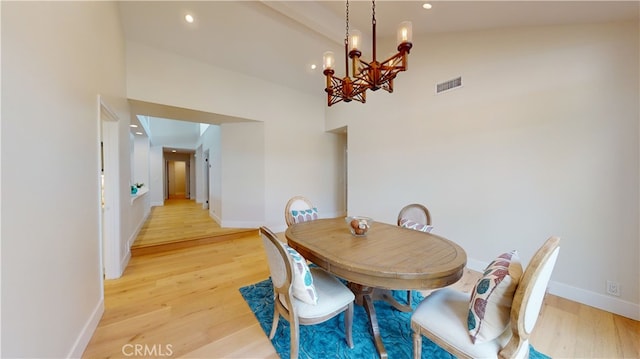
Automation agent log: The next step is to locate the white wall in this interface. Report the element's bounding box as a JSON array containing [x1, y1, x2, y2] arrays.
[[129, 135, 151, 248], [149, 145, 164, 206], [133, 135, 150, 189], [128, 192, 150, 251], [126, 41, 345, 231], [326, 21, 639, 319], [1, 2, 129, 357], [220, 122, 265, 227], [262, 103, 347, 231]]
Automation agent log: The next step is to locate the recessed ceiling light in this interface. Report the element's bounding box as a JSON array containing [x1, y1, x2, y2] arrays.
[[310, 64, 317, 70], [135, 132, 143, 135], [422, 3, 432, 10], [129, 124, 138, 128], [185, 14, 194, 23]]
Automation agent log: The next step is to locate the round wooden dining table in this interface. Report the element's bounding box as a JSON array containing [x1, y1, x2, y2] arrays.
[[285, 217, 467, 359]]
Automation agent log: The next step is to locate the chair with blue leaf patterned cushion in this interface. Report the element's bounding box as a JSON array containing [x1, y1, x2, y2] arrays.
[[285, 196, 319, 227], [260, 226, 354, 359]]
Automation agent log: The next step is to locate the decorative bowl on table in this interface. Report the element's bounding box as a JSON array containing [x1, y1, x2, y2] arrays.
[[345, 216, 373, 237]]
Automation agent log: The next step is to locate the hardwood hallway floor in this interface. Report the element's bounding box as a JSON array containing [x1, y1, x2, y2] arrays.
[[84, 199, 277, 358], [83, 201, 639, 358], [131, 199, 256, 256]]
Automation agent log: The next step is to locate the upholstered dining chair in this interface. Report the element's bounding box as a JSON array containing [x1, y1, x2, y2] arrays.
[[397, 203, 432, 230], [284, 196, 319, 227], [397, 203, 433, 306], [411, 236, 560, 359], [260, 226, 354, 359]]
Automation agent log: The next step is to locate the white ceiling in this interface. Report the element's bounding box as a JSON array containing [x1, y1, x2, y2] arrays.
[[119, 1, 638, 147]]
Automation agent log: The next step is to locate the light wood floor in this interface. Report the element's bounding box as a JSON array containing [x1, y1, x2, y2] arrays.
[[84, 201, 639, 358], [131, 199, 256, 256]]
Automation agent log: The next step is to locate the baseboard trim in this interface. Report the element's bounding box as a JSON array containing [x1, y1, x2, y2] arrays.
[[209, 210, 221, 225], [120, 250, 131, 277], [548, 281, 640, 320], [271, 224, 288, 233], [220, 220, 262, 228], [128, 211, 150, 249], [67, 298, 104, 358]]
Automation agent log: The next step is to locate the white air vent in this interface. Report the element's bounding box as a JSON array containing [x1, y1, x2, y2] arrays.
[[436, 76, 462, 94]]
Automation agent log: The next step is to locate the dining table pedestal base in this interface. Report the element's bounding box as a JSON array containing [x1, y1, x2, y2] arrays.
[[348, 283, 413, 359]]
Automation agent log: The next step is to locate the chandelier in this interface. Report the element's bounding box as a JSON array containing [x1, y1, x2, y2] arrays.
[[322, 0, 413, 106]]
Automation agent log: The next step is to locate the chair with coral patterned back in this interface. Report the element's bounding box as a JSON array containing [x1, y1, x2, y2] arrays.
[[397, 203, 433, 232], [397, 203, 434, 306], [411, 236, 560, 359]]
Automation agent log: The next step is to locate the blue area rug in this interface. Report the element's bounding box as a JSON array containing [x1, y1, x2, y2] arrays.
[[240, 278, 551, 359]]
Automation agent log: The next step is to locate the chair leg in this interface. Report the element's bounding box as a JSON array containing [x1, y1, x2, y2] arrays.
[[407, 290, 413, 307], [290, 315, 300, 359], [344, 302, 354, 348], [269, 309, 280, 340], [413, 331, 422, 359], [499, 336, 529, 359]]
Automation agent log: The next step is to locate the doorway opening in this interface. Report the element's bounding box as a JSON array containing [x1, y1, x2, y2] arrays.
[[98, 96, 121, 280], [166, 160, 189, 199]]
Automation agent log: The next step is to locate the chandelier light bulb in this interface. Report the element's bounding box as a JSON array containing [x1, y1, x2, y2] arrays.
[[323, 51, 335, 70], [349, 29, 362, 52], [397, 21, 413, 46]]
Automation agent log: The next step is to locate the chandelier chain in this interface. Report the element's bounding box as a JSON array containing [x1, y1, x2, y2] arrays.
[[345, 0, 349, 39], [372, 0, 376, 25], [344, 0, 350, 76]]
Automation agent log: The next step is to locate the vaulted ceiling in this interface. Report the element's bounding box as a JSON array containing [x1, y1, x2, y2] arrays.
[[118, 1, 638, 148]]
